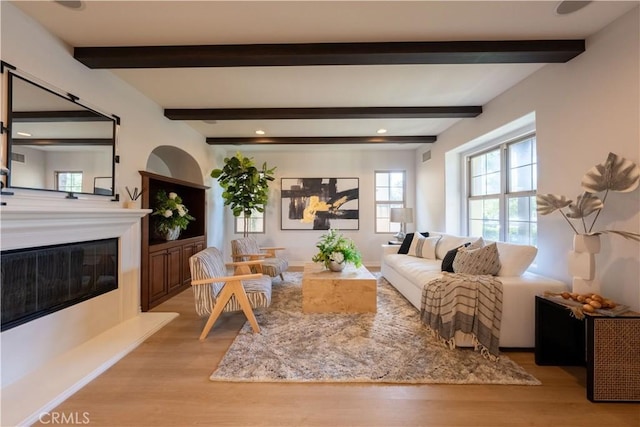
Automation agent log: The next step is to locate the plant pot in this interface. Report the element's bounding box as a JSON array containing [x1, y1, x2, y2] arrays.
[[328, 260, 345, 272], [164, 227, 181, 241]]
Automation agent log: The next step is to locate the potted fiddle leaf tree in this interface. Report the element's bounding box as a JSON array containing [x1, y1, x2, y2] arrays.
[[211, 152, 276, 237]]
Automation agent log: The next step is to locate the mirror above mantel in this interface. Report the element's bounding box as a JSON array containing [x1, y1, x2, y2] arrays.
[[5, 70, 118, 197]]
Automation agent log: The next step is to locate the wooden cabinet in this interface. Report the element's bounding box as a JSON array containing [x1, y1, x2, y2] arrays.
[[140, 171, 208, 311]]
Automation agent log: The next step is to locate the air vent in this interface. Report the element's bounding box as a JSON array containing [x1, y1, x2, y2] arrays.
[[11, 152, 25, 163], [422, 150, 431, 162]]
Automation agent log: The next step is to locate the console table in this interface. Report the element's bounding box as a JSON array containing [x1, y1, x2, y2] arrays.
[[535, 296, 640, 402]]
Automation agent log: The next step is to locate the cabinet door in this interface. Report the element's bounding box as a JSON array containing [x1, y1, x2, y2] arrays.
[[535, 297, 585, 366], [182, 244, 196, 285], [149, 251, 167, 300], [167, 246, 182, 292]]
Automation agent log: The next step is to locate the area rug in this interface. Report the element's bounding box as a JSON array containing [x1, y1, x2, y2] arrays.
[[209, 272, 540, 385]]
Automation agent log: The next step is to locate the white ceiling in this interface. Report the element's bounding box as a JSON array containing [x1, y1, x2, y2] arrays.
[[10, 1, 639, 151]]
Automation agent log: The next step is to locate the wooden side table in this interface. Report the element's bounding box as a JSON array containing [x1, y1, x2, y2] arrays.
[[535, 296, 640, 402]]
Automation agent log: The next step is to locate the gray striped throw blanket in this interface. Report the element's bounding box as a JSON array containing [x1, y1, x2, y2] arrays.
[[420, 272, 503, 360]]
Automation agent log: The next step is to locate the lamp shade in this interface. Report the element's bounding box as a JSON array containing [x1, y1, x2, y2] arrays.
[[390, 208, 413, 223]]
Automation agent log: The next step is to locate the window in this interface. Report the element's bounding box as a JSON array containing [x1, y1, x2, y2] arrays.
[[375, 171, 406, 233], [55, 171, 83, 193], [468, 135, 537, 245], [234, 208, 265, 234]]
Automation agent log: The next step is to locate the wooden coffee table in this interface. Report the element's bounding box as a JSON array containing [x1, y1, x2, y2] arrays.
[[302, 262, 377, 313]]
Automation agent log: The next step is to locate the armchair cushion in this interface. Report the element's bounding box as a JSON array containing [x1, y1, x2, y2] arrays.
[[189, 247, 271, 317], [231, 237, 288, 279]]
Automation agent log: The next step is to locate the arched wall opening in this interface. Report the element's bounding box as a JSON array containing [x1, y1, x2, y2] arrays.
[[146, 145, 203, 185]]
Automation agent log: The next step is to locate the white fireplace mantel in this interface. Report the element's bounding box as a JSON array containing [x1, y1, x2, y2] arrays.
[[0, 205, 151, 251]]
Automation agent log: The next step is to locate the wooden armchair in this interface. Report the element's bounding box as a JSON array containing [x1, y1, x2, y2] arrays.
[[189, 247, 272, 340], [231, 237, 288, 281]]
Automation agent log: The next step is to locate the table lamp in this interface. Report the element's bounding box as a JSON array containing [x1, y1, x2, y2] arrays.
[[390, 207, 413, 241]]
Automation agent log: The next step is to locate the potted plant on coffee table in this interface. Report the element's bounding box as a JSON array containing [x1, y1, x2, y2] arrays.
[[312, 229, 362, 272]]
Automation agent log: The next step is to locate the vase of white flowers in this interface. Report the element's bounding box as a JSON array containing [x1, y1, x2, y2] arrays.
[[152, 190, 195, 241]]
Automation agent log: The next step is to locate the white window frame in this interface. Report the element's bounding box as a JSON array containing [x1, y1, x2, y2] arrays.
[[374, 170, 406, 234], [55, 171, 83, 193], [466, 133, 537, 245], [234, 208, 265, 234]]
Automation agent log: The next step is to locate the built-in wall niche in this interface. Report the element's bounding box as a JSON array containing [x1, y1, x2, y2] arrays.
[[4, 67, 118, 196], [0, 238, 118, 331]]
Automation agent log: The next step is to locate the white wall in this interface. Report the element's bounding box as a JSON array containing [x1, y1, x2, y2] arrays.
[[218, 148, 417, 266], [416, 8, 640, 311], [9, 146, 46, 188]]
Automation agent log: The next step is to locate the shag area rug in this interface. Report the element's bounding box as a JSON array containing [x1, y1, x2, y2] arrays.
[[210, 272, 540, 385]]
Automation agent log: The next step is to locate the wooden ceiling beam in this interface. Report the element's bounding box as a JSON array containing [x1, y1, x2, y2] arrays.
[[165, 106, 482, 120], [75, 40, 585, 69], [205, 136, 436, 145]]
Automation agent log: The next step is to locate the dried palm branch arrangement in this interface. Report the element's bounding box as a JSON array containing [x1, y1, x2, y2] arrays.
[[536, 152, 640, 241]]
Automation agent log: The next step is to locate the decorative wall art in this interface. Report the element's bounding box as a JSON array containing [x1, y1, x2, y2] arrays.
[[281, 178, 359, 230]]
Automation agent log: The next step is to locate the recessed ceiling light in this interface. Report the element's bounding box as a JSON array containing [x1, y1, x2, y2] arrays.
[[555, 1, 591, 15], [377, 128, 387, 134], [16, 131, 32, 137], [255, 130, 265, 135]]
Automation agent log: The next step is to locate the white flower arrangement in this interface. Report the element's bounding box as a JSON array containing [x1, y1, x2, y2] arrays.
[[151, 190, 195, 234]]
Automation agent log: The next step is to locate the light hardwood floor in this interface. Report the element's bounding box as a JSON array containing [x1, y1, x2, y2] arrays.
[[36, 270, 639, 427]]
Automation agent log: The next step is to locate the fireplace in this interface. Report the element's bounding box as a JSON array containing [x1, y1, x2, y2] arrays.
[[1, 238, 119, 331], [0, 193, 179, 427]]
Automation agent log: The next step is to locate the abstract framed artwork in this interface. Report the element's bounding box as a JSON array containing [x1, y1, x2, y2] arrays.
[[281, 178, 359, 230]]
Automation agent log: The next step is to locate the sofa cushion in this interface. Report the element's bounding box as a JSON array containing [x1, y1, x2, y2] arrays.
[[397, 232, 429, 255], [453, 242, 501, 275], [408, 235, 441, 259], [440, 238, 484, 272], [432, 233, 478, 260], [495, 242, 538, 276], [441, 245, 464, 273], [383, 253, 443, 285]]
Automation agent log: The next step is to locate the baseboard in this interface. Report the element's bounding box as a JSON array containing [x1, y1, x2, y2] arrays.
[[1, 312, 178, 427]]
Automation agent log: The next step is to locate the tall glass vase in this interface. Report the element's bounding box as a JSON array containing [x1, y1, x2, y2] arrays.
[[567, 234, 600, 294]]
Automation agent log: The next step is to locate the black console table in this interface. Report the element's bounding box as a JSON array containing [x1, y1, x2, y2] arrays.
[[535, 296, 640, 402]]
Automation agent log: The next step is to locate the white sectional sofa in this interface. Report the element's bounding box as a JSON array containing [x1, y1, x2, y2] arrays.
[[381, 232, 568, 348]]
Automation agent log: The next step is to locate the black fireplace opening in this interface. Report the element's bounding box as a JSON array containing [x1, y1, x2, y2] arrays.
[[1, 238, 119, 332]]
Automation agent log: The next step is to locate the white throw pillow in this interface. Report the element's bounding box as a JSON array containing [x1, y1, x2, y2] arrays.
[[495, 242, 538, 276], [408, 235, 441, 259], [452, 242, 501, 275], [466, 237, 485, 250]]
